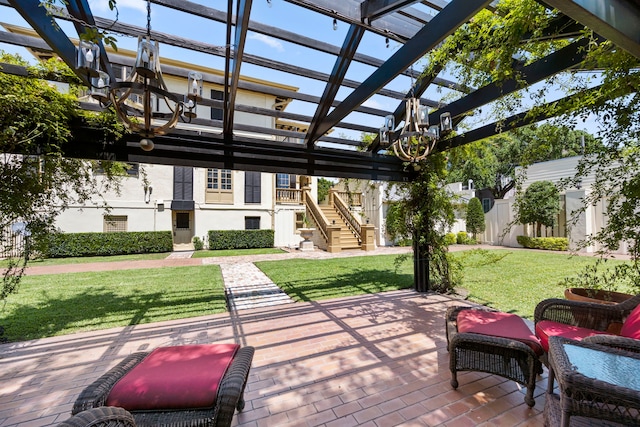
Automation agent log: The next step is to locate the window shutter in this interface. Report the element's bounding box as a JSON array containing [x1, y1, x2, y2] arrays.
[[172, 167, 194, 210], [245, 171, 261, 203]]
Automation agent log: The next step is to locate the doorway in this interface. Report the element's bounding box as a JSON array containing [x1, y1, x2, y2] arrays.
[[172, 210, 194, 248]]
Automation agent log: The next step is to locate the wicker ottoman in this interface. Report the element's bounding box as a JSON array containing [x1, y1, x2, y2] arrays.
[[446, 306, 543, 407], [72, 344, 255, 427]]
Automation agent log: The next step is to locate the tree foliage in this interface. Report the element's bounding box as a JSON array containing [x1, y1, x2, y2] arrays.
[[316, 177, 333, 202], [0, 53, 126, 304], [516, 181, 560, 237], [465, 197, 485, 239], [446, 125, 600, 199]]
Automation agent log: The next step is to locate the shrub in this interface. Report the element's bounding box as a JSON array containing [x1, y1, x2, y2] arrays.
[[466, 197, 486, 239], [445, 233, 457, 245], [46, 231, 173, 258], [516, 235, 568, 251], [192, 236, 204, 251], [456, 231, 476, 245], [208, 229, 274, 250]]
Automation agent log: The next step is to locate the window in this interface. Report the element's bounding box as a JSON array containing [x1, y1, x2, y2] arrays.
[[176, 212, 190, 229], [208, 168, 232, 190], [211, 89, 223, 120], [206, 168, 233, 203], [245, 171, 261, 204], [103, 215, 127, 232], [245, 216, 260, 230], [482, 198, 491, 213], [276, 173, 290, 189]]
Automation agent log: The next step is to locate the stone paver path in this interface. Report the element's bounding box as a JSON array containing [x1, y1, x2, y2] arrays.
[[220, 262, 294, 310]]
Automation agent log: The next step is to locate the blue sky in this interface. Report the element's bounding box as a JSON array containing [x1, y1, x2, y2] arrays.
[[0, 0, 601, 140]]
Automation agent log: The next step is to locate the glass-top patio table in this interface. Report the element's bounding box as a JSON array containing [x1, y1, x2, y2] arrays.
[[546, 336, 640, 427]]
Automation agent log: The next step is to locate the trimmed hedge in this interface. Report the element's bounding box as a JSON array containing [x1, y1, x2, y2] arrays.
[[46, 231, 173, 258], [516, 235, 569, 251], [208, 229, 274, 250]]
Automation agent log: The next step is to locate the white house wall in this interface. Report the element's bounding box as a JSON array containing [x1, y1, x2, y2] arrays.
[[55, 166, 313, 249]]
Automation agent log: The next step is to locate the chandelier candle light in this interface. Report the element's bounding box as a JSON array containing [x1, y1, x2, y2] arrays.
[[77, 0, 203, 151], [380, 93, 453, 163]]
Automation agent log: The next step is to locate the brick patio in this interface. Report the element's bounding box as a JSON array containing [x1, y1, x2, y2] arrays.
[[0, 289, 548, 426]]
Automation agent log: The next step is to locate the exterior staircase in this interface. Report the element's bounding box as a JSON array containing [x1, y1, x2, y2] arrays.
[[319, 205, 361, 250]]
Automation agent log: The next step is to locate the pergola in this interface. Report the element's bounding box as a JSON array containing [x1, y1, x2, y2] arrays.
[[1, 0, 639, 291], [2, 0, 638, 182]]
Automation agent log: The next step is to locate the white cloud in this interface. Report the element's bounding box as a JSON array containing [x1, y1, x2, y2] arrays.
[[249, 34, 284, 52], [89, 0, 147, 15]]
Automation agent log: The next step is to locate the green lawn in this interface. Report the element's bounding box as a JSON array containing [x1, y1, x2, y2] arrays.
[[255, 255, 415, 301], [1, 265, 226, 342], [450, 249, 628, 318], [1, 248, 630, 343], [191, 248, 286, 258], [24, 252, 171, 266]]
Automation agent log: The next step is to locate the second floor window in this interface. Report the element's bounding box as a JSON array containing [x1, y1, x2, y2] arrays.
[[208, 168, 232, 190], [211, 89, 223, 120], [206, 168, 233, 204], [276, 173, 290, 189]]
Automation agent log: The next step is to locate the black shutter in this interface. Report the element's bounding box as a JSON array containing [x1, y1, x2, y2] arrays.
[[172, 167, 194, 210], [245, 171, 261, 204]]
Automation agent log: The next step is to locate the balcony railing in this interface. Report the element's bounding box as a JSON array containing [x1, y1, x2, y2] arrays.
[[276, 188, 303, 204], [337, 191, 362, 207]]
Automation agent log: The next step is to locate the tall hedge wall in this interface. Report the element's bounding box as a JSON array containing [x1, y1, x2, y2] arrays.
[[46, 231, 174, 258], [208, 229, 274, 250]]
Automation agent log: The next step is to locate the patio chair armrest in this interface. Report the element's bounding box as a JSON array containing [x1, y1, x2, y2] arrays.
[[58, 406, 136, 427], [450, 332, 540, 359], [534, 298, 624, 331], [213, 346, 255, 426], [582, 335, 640, 353], [72, 353, 149, 415]]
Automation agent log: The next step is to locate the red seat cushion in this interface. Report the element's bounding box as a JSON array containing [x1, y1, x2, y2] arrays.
[[621, 304, 640, 339], [106, 344, 240, 411], [535, 320, 609, 351], [457, 309, 543, 355]]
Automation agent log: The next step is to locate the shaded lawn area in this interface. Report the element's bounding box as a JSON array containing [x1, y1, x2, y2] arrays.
[[1, 265, 226, 342], [255, 255, 415, 301]]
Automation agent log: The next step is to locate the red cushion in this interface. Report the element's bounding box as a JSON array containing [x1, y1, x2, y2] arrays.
[[621, 304, 640, 339], [106, 344, 239, 411], [457, 309, 543, 355], [535, 320, 609, 351]]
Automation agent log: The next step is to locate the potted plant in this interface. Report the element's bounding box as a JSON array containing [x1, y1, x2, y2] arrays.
[[561, 260, 636, 305]]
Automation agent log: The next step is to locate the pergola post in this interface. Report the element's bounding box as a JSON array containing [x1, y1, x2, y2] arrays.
[[413, 235, 429, 292]]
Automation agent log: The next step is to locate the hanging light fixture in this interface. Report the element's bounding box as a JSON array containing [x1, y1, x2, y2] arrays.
[[392, 96, 436, 162], [108, 0, 200, 150], [379, 91, 453, 162], [78, 0, 201, 151]]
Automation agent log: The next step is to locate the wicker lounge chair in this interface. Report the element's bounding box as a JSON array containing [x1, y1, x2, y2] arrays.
[[446, 305, 543, 407], [534, 293, 640, 359], [58, 407, 136, 427], [72, 345, 255, 427]]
